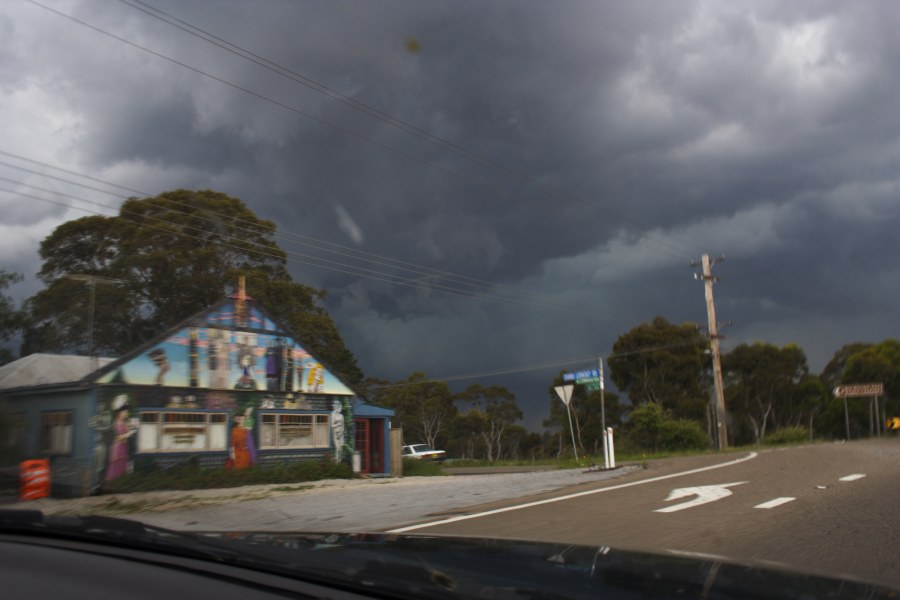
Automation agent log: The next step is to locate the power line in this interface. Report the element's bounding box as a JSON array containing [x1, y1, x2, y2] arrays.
[[25, 0, 701, 261], [0, 150, 638, 318], [368, 338, 706, 390], [1, 180, 624, 318], [118, 0, 688, 250]]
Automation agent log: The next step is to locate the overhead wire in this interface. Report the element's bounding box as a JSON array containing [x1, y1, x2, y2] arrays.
[[25, 0, 701, 262], [0, 178, 627, 319], [120, 0, 698, 252], [9, 0, 717, 369], [367, 338, 707, 390], [0, 151, 635, 318]]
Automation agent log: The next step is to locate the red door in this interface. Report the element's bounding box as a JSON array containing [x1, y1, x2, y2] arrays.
[[354, 418, 385, 475], [354, 418, 370, 475], [369, 420, 383, 475]]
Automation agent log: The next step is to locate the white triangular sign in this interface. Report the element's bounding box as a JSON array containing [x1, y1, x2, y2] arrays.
[[554, 384, 574, 406]]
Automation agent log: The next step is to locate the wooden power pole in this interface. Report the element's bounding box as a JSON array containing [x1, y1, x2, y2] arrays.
[[694, 254, 728, 450]]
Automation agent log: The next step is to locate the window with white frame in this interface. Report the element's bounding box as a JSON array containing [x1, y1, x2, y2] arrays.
[[138, 412, 228, 453], [41, 411, 72, 455], [259, 414, 330, 449]]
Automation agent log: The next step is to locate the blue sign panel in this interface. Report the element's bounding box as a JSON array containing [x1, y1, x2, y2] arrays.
[[563, 369, 601, 382]]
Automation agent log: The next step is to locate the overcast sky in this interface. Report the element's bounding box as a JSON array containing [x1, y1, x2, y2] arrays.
[[2, 0, 898, 429]]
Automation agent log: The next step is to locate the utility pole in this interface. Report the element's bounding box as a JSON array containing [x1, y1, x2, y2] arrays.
[[692, 254, 728, 450], [63, 274, 127, 372]]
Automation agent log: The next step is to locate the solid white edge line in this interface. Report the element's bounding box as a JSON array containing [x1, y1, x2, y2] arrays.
[[386, 451, 758, 533], [754, 497, 796, 509], [839, 474, 866, 482]]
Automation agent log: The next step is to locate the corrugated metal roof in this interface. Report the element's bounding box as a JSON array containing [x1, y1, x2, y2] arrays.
[[0, 353, 115, 390], [354, 398, 394, 417]]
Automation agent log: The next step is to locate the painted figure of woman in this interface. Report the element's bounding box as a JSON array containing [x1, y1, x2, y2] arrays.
[[230, 415, 251, 469], [105, 405, 133, 481], [331, 400, 345, 462]]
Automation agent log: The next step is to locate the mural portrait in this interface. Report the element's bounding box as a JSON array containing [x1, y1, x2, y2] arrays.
[[229, 404, 258, 469], [104, 394, 137, 483], [234, 333, 258, 390], [331, 399, 346, 462]]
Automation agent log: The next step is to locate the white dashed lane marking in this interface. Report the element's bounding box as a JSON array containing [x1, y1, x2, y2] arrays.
[[839, 474, 866, 482], [754, 497, 796, 509]]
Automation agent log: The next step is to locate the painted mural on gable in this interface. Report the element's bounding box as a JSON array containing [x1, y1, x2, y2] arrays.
[[96, 326, 355, 396], [86, 297, 357, 487]]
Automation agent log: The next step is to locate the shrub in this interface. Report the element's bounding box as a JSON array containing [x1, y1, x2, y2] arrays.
[[104, 459, 352, 494], [626, 403, 710, 453], [660, 420, 711, 451], [764, 426, 809, 446]]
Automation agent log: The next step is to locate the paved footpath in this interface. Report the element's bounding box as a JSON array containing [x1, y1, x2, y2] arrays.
[[17, 464, 640, 533]]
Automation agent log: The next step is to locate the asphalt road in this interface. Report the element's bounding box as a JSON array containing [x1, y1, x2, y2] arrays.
[[388, 439, 900, 587]]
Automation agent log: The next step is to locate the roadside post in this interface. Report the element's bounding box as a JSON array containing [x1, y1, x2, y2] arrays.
[[606, 427, 616, 468], [599, 359, 608, 468], [554, 384, 578, 461], [562, 366, 612, 467]]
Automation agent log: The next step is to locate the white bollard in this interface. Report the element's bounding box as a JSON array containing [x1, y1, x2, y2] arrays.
[[606, 427, 616, 469], [602, 429, 610, 469]]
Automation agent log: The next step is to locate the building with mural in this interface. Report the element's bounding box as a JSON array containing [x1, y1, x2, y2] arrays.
[[0, 285, 394, 496]]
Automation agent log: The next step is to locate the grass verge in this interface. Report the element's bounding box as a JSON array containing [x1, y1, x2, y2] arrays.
[[402, 458, 446, 476]]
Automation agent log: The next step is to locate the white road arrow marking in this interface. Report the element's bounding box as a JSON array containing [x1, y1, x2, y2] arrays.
[[654, 482, 748, 513]]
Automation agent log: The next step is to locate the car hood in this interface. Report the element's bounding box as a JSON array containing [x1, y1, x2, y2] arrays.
[[192, 530, 896, 599]]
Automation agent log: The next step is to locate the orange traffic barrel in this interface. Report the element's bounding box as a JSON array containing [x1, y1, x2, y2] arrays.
[[20, 459, 51, 501]]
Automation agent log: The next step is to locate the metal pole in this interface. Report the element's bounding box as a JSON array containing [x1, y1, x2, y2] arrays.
[[86, 278, 96, 371], [843, 397, 851, 440], [565, 402, 579, 461], [869, 397, 874, 437], [874, 396, 881, 437], [599, 358, 606, 433], [599, 358, 608, 468]]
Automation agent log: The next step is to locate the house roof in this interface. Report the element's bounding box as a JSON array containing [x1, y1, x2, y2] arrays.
[[0, 353, 115, 391], [353, 398, 395, 417]]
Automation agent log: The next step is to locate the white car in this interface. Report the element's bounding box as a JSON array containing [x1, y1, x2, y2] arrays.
[[401, 444, 447, 461]]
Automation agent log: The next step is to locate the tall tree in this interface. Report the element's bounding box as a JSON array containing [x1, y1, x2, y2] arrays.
[[723, 342, 810, 444], [0, 271, 23, 365], [608, 316, 709, 421], [820, 343, 873, 390], [21, 189, 362, 383], [455, 384, 522, 462], [377, 372, 456, 449]]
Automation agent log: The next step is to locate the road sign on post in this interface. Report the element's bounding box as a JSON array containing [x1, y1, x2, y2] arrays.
[[833, 383, 885, 439], [833, 383, 884, 397], [554, 385, 578, 461]]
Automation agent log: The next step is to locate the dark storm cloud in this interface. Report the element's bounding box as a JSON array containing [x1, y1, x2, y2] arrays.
[[2, 0, 898, 425]]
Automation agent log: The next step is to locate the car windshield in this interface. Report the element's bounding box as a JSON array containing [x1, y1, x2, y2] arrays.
[[0, 0, 898, 596]]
